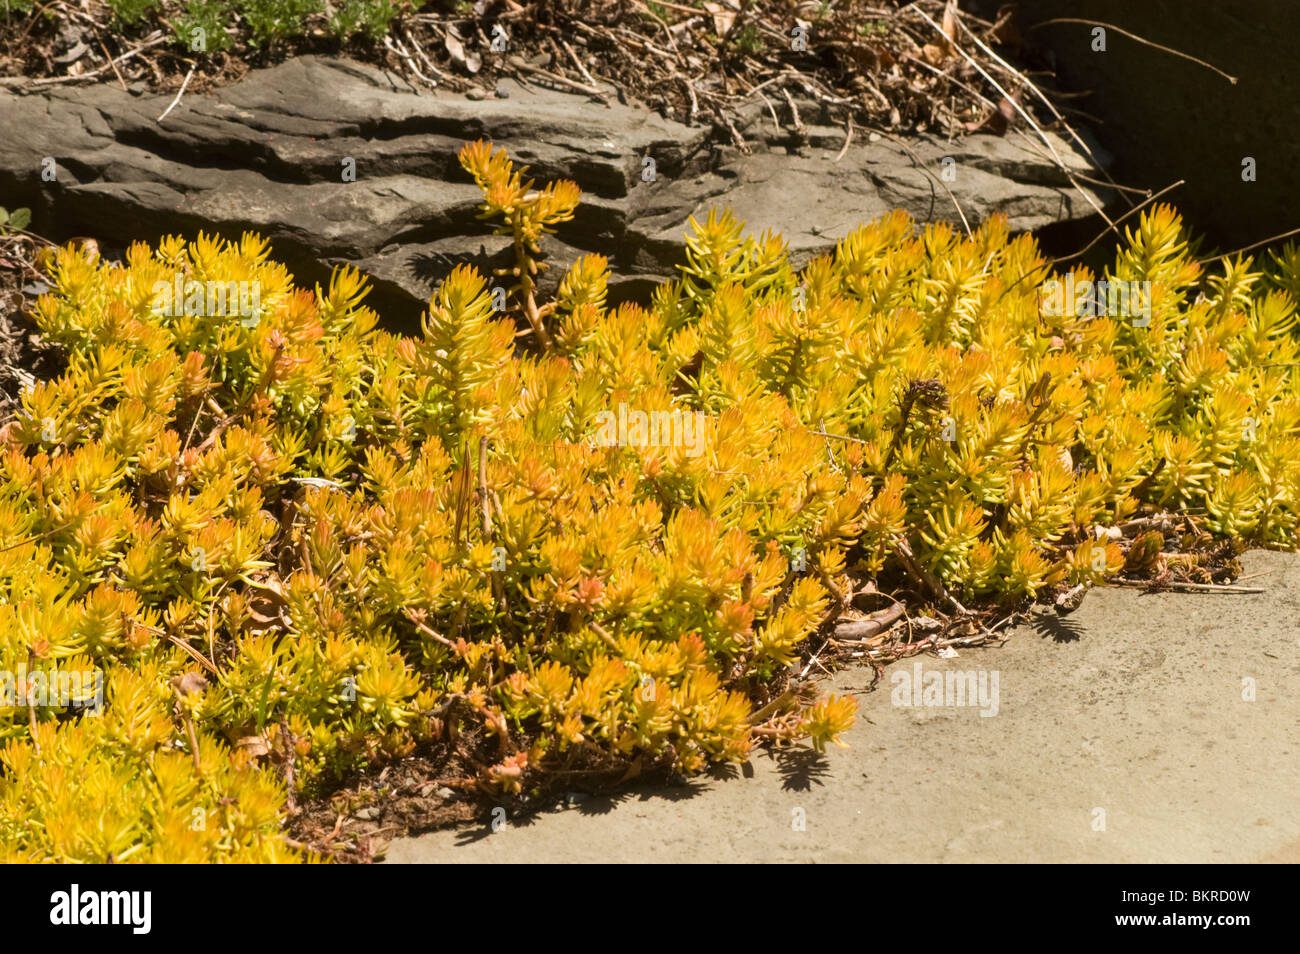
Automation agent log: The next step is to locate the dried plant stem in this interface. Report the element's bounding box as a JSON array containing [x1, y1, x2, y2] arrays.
[[383, 34, 438, 90], [1110, 580, 1263, 594], [747, 687, 798, 726], [513, 221, 554, 350], [92, 29, 128, 91], [279, 715, 298, 813], [2, 32, 169, 87], [1030, 17, 1237, 84], [156, 64, 195, 123], [949, 12, 1131, 206], [173, 694, 203, 773], [893, 535, 968, 614], [911, 4, 1116, 234], [587, 621, 622, 655], [1197, 226, 1300, 267], [26, 648, 39, 753], [865, 124, 971, 236], [405, 611, 456, 648]]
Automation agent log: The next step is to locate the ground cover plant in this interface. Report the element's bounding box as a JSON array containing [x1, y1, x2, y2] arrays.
[[2, 140, 1299, 862]]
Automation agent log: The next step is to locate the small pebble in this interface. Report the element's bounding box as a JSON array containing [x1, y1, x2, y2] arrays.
[[494, 85, 510, 99], [436, 786, 454, 799], [466, 89, 486, 101], [355, 806, 378, 821]]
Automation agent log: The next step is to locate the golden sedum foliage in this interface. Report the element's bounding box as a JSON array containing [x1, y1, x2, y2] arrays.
[[2, 141, 1299, 862], [1, 667, 293, 863]]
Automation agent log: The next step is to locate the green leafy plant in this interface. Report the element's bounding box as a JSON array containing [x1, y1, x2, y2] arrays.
[[1, 0, 38, 20], [327, 0, 397, 39], [0, 206, 31, 235], [237, 0, 323, 45], [730, 23, 764, 55], [171, 0, 236, 52], [106, 0, 158, 25]]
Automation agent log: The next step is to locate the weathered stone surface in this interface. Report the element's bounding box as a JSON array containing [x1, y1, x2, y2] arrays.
[[627, 132, 1106, 272], [0, 54, 1107, 329]]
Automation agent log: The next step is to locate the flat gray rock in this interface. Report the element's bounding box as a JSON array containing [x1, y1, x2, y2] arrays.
[[0, 55, 1108, 328]]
